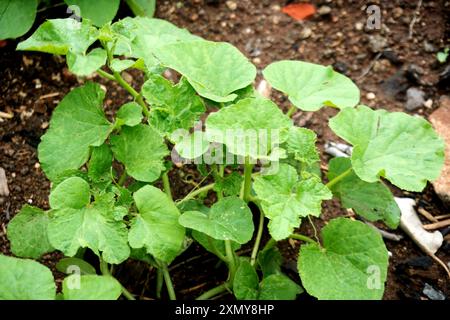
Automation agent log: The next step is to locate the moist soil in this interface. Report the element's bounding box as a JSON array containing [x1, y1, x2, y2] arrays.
[[0, 0, 449, 300]]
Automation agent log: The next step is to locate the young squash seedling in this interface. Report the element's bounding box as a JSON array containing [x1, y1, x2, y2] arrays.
[[0, 15, 444, 300]]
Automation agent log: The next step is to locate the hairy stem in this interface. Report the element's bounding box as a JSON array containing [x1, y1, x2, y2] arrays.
[[161, 264, 176, 300], [241, 157, 254, 202], [196, 283, 229, 300], [177, 183, 215, 205], [250, 210, 265, 266], [162, 171, 173, 201], [289, 233, 317, 244], [325, 168, 352, 188]]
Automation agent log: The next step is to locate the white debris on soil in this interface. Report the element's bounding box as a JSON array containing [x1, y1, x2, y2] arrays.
[[256, 79, 272, 99], [324, 141, 353, 158]]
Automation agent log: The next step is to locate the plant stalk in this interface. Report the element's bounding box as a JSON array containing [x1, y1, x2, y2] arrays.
[[161, 264, 177, 300], [117, 170, 127, 186], [250, 210, 265, 266], [286, 105, 297, 118], [177, 183, 215, 205], [289, 233, 317, 244], [326, 168, 352, 188], [162, 171, 173, 201], [156, 268, 164, 299], [225, 240, 236, 283], [196, 283, 229, 300], [241, 157, 254, 202]]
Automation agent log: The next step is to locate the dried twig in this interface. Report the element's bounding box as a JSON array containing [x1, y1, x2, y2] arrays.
[[423, 219, 450, 231], [365, 221, 403, 241], [0, 111, 13, 119], [39, 92, 60, 100], [435, 214, 450, 221], [356, 52, 382, 81], [408, 0, 423, 39], [417, 207, 438, 223]]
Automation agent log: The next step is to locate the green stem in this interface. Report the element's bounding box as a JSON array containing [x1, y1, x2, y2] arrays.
[[177, 183, 215, 205], [250, 210, 265, 266], [162, 171, 173, 201], [96, 68, 116, 81], [225, 240, 236, 283], [262, 238, 277, 251], [241, 157, 254, 202], [156, 269, 164, 299], [99, 257, 135, 300], [196, 283, 229, 300], [117, 170, 127, 186], [286, 105, 297, 118], [289, 233, 317, 244], [326, 168, 352, 188], [161, 264, 176, 300]]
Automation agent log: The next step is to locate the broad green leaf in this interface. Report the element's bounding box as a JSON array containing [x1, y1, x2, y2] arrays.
[[213, 172, 243, 197], [110, 58, 135, 72], [88, 144, 112, 182], [298, 217, 388, 300], [111, 17, 200, 69], [7, 205, 53, 259], [0, 255, 56, 300], [206, 97, 292, 158], [174, 131, 209, 160], [285, 127, 319, 165], [329, 105, 445, 191], [49, 177, 90, 209], [110, 124, 168, 182], [56, 257, 96, 275], [0, 0, 37, 40], [155, 40, 257, 102], [257, 246, 283, 277], [48, 179, 130, 264], [263, 60, 360, 111], [64, 0, 120, 26], [66, 48, 107, 76], [327, 157, 400, 228], [125, 0, 156, 17], [254, 164, 332, 240], [129, 185, 185, 264], [116, 102, 143, 127], [142, 75, 205, 136], [38, 82, 112, 180], [259, 274, 302, 300], [233, 260, 259, 300], [17, 18, 98, 55], [179, 196, 254, 244], [192, 231, 241, 257], [63, 275, 122, 300]]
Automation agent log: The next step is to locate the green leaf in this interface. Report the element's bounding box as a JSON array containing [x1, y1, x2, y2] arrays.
[[254, 164, 332, 240], [259, 274, 302, 300], [64, 0, 120, 26], [0, 255, 56, 300], [329, 105, 445, 191], [49, 177, 91, 209], [263, 60, 360, 111], [111, 124, 168, 182], [0, 0, 37, 40], [129, 185, 185, 264], [437, 48, 449, 63], [17, 18, 98, 55], [116, 102, 143, 127], [285, 127, 319, 165], [174, 131, 209, 160], [111, 17, 200, 70], [213, 172, 243, 197], [155, 40, 257, 102], [192, 231, 240, 257], [298, 217, 388, 300], [62, 275, 122, 300], [88, 144, 112, 182], [67, 48, 107, 76], [56, 257, 97, 275], [7, 205, 53, 259], [47, 179, 130, 264], [327, 157, 400, 228], [179, 196, 254, 244], [38, 82, 112, 180], [110, 59, 135, 72], [257, 246, 283, 277], [142, 75, 205, 136], [205, 97, 292, 158], [125, 0, 156, 17], [233, 260, 259, 300]]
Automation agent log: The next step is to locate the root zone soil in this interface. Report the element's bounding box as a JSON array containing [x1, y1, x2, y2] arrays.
[[1, 0, 449, 300]]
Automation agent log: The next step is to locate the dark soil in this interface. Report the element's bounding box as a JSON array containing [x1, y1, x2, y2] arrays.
[[1, 0, 449, 300]]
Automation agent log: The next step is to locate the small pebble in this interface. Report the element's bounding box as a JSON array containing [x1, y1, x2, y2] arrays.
[[424, 99, 433, 109], [225, 0, 237, 11], [355, 22, 364, 31], [299, 27, 312, 40], [366, 92, 376, 100], [318, 5, 331, 15]]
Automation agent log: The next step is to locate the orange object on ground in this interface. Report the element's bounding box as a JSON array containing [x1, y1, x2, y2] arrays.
[[282, 3, 316, 20]]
